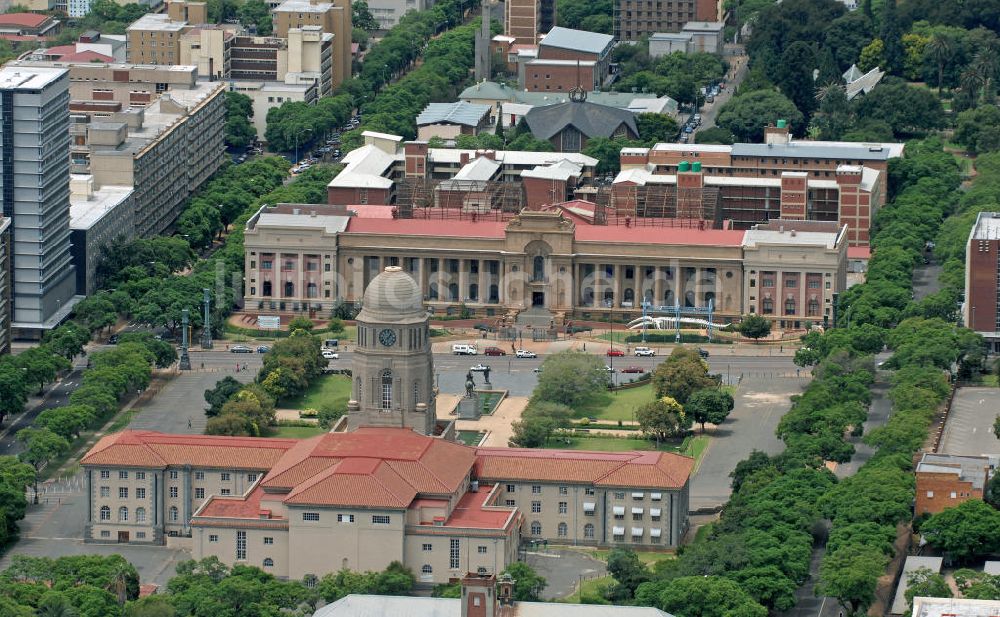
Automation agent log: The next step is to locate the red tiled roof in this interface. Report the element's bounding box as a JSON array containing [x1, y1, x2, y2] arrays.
[[195, 485, 283, 519], [0, 34, 48, 41], [847, 246, 871, 259], [348, 204, 396, 218], [474, 448, 693, 489], [42, 44, 75, 55], [60, 50, 113, 62], [346, 217, 507, 238], [284, 459, 418, 508], [0, 13, 49, 27], [82, 431, 297, 469], [441, 485, 516, 530]]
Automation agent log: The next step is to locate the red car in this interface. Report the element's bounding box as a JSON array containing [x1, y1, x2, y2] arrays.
[[483, 346, 506, 356], [606, 348, 625, 357], [621, 366, 645, 374]]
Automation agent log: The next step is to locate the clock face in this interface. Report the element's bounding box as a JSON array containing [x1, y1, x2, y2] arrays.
[[378, 328, 397, 347]]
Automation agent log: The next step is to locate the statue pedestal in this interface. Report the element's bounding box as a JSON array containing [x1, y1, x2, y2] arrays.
[[456, 393, 482, 420]]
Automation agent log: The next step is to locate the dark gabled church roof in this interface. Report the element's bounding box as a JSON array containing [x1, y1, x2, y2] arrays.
[[523, 100, 638, 140]]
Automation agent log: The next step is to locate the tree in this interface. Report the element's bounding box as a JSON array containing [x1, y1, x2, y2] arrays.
[[925, 32, 955, 97], [716, 89, 805, 142], [606, 548, 651, 601], [35, 405, 95, 440], [854, 80, 943, 138], [694, 126, 734, 144], [352, 0, 378, 31], [775, 42, 818, 118], [204, 376, 244, 417], [0, 361, 29, 427], [953, 569, 1000, 600], [501, 562, 546, 601], [37, 592, 78, 617], [16, 428, 70, 503], [954, 105, 1000, 154], [287, 316, 314, 333], [124, 596, 176, 617], [236, 0, 271, 35], [15, 347, 70, 395], [904, 568, 952, 613], [635, 575, 767, 617], [685, 388, 734, 432], [533, 351, 609, 407], [509, 415, 557, 448], [985, 466, 1000, 509], [636, 113, 679, 144], [817, 544, 887, 616], [636, 396, 689, 442], [880, 0, 903, 75], [583, 137, 644, 175], [651, 347, 718, 404], [0, 456, 34, 548], [737, 314, 771, 340], [921, 499, 1000, 562]]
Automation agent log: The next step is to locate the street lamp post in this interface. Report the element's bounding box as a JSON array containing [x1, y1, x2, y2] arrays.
[[201, 288, 213, 349], [294, 128, 312, 164], [179, 309, 191, 370]]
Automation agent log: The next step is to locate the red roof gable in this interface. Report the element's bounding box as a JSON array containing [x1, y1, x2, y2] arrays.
[[0, 13, 49, 27], [60, 50, 113, 62]]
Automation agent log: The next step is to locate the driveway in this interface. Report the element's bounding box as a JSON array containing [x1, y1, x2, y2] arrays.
[[523, 547, 608, 600]]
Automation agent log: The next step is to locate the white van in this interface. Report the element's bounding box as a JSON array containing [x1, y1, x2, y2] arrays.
[[452, 344, 478, 355], [634, 346, 656, 357]]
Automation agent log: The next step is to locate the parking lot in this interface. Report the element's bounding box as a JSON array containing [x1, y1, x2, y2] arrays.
[[940, 387, 1000, 458]]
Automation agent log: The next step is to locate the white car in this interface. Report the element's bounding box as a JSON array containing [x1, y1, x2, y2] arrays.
[[321, 350, 339, 360], [604, 365, 616, 372], [634, 347, 656, 357], [470, 364, 490, 372], [515, 349, 536, 358]]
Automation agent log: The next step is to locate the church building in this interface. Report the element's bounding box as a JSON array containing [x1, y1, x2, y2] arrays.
[[81, 267, 693, 582]]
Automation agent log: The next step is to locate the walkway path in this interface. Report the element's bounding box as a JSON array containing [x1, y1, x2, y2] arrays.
[[447, 396, 529, 447]]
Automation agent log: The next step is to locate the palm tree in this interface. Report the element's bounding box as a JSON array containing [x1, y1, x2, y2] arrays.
[[925, 33, 954, 98], [961, 67, 986, 108], [106, 562, 134, 606], [967, 49, 1000, 106], [37, 593, 78, 617]]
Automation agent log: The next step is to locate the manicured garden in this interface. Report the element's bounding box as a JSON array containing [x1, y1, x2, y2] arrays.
[[280, 373, 351, 414], [266, 425, 327, 439]]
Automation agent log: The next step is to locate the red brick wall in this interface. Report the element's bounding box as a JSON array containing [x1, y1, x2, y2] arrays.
[[523, 63, 597, 92], [327, 187, 390, 206], [968, 237, 1000, 331], [915, 472, 985, 516], [523, 176, 568, 208]]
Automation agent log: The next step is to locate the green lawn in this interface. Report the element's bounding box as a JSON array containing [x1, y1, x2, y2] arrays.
[[280, 374, 351, 413], [575, 384, 655, 422], [546, 436, 679, 452], [560, 575, 613, 603], [456, 430, 486, 446], [266, 425, 327, 438]]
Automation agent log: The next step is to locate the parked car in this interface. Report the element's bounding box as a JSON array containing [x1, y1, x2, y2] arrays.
[[706, 95, 715, 103], [634, 346, 656, 357], [470, 364, 490, 372], [606, 348, 625, 357], [256, 345, 270, 354], [108, 334, 119, 345], [484, 346, 506, 356], [533, 367, 542, 373], [230, 345, 253, 353], [604, 365, 616, 372], [697, 348, 710, 358], [322, 350, 339, 360], [515, 349, 536, 358], [452, 344, 477, 355], [621, 366, 645, 374]]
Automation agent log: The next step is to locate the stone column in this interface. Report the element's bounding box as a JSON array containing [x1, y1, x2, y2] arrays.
[[477, 260, 486, 303], [614, 264, 624, 308], [694, 267, 704, 307], [654, 266, 664, 307], [458, 259, 468, 303], [437, 258, 447, 301], [416, 257, 425, 299], [593, 264, 603, 308]]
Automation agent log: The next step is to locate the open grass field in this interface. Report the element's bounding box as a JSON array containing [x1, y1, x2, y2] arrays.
[[574, 384, 654, 422], [279, 374, 351, 413], [266, 425, 327, 438]]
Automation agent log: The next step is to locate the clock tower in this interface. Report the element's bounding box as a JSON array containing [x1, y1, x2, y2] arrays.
[[346, 266, 436, 435]]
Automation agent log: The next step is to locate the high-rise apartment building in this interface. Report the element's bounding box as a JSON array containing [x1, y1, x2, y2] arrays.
[[272, 0, 351, 89], [0, 67, 79, 335], [0, 216, 11, 354], [504, 0, 556, 45], [965, 211, 1000, 352]]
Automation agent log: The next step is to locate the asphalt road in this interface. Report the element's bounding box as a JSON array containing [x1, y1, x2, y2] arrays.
[[0, 363, 87, 456]]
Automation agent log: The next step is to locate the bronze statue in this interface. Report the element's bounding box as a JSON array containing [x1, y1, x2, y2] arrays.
[[465, 371, 475, 397]]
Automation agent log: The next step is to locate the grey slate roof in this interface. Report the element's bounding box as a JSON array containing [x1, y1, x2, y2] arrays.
[[417, 101, 491, 127], [523, 100, 637, 140], [539, 26, 614, 56], [845, 66, 885, 100], [843, 64, 863, 83]]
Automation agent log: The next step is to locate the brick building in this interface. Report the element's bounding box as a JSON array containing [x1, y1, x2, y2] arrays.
[[965, 212, 1000, 351], [915, 453, 992, 516], [616, 0, 720, 41], [521, 27, 614, 92], [505, 0, 556, 45], [271, 0, 351, 89]]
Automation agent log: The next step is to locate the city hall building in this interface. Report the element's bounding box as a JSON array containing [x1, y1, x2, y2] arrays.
[[82, 268, 695, 582], [243, 203, 848, 329]]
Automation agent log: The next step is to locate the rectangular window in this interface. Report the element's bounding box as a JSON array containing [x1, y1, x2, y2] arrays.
[[478, 546, 488, 554], [585, 487, 595, 495], [135, 472, 145, 480], [236, 531, 246, 560], [505, 499, 515, 507], [100, 486, 110, 498], [532, 485, 541, 494], [136, 488, 146, 499], [101, 470, 110, 479], [338, 514, 355, 523], [422, 543, 433, 551], [119, 471, 128, 480], [302, 512, 320, 521], [136, 532, 146, 539], [372, 515, 391, 525], [247, 474, 258, 483], [614, 492, 625, 499], [531, 501, 541, 513], [450, 539, 460, 569], [926, 491, 934, 498], [264, 537, 273, 545], [169, 471, 178, 480], [559, 502, 568, 514], [101, 530, 111, 538], [221, 473, 231, 481], [169, 487, 178, 498], [808, 280, 820, 289], [119, 487, 129, 499], [195, 488, 205, 499], [195, 472, 205, 480], [559, 486, 568, 495], [220, 489, 231, 496], [506, 484, 515, 493]]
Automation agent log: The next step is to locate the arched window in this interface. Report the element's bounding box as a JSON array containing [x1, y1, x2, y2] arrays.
[[469, 283, 479, 301], [169, 506, 179, 522], [530, 521, 542, 535], [807, 299, 819, 316], [100, 506, 110, 521], [283, 281, 294, 297], [489, 284, 499, 303], [118, 506, 128, 522], [762, 299, 774, 314], [623, 288, 635, 303], [381, 370, 392, 410], [532, 255, 544, 281], [421, 565, 433, 574], [263, 558, 274, 567], [448, 282, 458, 301], [664, 289, 674, 305], [557, 522, 568, 537], [136, 508, 146, 523], [704, 291, 715, 307], [262, 281, 272, 297], [784, 299, 796, 315], [306, 282, 318, 298], [584, 523, 595, 538], [429, 281, 439, 300], [684, 290, 696, 307]]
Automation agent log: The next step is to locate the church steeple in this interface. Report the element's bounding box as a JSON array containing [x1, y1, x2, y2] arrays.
[[347, 267, 436, 435]]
